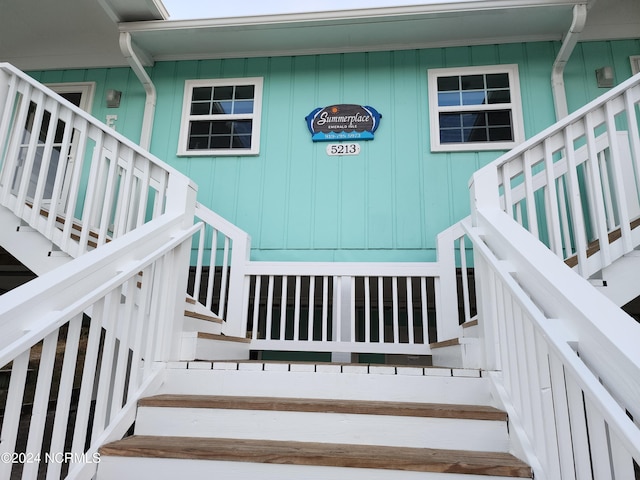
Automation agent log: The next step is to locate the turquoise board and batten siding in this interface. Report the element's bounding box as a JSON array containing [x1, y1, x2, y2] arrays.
[[27, 39, 640, 262]]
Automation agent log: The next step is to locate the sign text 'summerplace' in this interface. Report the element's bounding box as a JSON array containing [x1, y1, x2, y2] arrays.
[[305, 104, 381, 142]]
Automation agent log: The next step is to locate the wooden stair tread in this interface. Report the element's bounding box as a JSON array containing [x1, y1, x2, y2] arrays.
[[184, 310, 223, 323], [100, 436, 532, 477], [196, 332, 251, 343], [138, 394, 507, 421]]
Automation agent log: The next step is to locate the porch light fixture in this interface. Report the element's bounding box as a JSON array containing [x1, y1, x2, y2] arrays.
[[595, 66, 614, 88], [105, 89, 122, 108]]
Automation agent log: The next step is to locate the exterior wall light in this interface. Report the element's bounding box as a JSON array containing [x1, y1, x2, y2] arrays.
[[106, 89, 122, 108], [595, 66, 614, 88]]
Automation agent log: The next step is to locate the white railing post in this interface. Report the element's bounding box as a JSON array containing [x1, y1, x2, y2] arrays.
[[222, 232, 251, 338], [435, 227, 461, 342], [469, 166, 501, 226], [160, 174, 198, 360]]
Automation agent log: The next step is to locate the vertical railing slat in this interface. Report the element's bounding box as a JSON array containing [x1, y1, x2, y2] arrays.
[[0, 350, 30, 480], [265, 275, 274, 341], [564, 123, 589, 274], [543, 139, 564, 256], [322, 276, 329, 342], [23, 331, 60, 479], [605, 101, 633, 252], [205, 229, 218, 311], [364, 276, 371, 343], [219, 236, 230, 319], [378, 277, 385, 343], [47, 314, 83, 480], [294, 276, 301, 341], [406, 277, 414, 344], [307, 276, 315, 342], [251, 276, 261, 340]]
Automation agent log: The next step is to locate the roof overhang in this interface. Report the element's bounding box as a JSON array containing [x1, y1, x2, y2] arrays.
[[1, 0, 637, 71], [121, 0, 585, 63], [0, 0, 166, 71]]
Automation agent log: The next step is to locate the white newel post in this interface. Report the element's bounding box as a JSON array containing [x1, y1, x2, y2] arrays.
[[331, 276, 352, 362], [435, 227, 462, 342], [468, 166, 502, 370], [161, 174, 198, 360], [223, 232, 251, 338], [469, 166, 501, 226]]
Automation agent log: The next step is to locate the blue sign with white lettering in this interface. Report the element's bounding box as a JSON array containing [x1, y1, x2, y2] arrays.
[[305, 104, 382, 141]]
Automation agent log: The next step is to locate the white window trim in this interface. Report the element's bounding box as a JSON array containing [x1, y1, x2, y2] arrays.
[[46, 82, 96, 113], [178, 77, 263, 156], [631, 56, 640, 75], [428, 64, 525, 153]]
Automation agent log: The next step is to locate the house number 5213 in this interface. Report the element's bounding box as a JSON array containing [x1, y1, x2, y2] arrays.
[[326, 143, 361, 156]]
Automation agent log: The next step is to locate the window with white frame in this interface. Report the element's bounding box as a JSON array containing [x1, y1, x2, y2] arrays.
[[428, 65, 524, 152], [178, 78, 263, 156]]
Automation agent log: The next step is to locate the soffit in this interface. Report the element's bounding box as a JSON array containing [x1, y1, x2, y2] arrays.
[[0, 0, 165, 71], [121, 2, 582, 62]]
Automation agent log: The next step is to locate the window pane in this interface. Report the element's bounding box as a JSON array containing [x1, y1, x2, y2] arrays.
[[210, 135, 231, 149], [464, 128, 488, 142], [461, 75, 484, 90], [438, 92, 460, 107], [188, 136, 210, 150], [232, 120, 253, 135], [440, 129, 463, 143], [212, 86, 234, 100], [189, 121, 211, 135], [235, 85, 255, 99], [489, 127, 513, 141], [192, 87, 212, 101], [487, 110, 512, 126], [486, 73, 509, 89], [211, 121, 232, 134], [232, 135, 252, 148], [233, 100, 254, 114], [191, 102, 210, 115], [487, 90, 511, 104], [462, 113, 486, 127], [212, 101, 233, 114], [437, 76, 459, 92], [461, 91, 486, 106], [439, 113, 462, 128]]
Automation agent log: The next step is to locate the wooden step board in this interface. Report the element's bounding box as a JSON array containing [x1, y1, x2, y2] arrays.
[[139, 394, 507, 421], [99, 436, 532, 477]]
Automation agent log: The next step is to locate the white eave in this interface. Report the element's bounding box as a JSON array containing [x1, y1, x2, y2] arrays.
[[1, 0, 637, 71], [120, 0, 587, 63]]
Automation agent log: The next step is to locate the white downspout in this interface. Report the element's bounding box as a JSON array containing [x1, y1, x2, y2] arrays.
[[119, 32, 156, 150], [551, 4, 588, 120]]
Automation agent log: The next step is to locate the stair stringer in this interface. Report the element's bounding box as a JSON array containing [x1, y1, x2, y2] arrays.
[[0, 205, 72, 276], [592, 250, 640, 307]]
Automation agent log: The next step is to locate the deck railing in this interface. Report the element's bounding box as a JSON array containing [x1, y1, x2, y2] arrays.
[[0, 214, 199, 480], [468, 73, 640, 479], [0, 63, 195, 258], [476, 72, 640, 279]]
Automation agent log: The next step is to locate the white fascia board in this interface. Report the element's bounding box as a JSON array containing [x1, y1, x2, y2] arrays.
[[119, 0, 582, 33]]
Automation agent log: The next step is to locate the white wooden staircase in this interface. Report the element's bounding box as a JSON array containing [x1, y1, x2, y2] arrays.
[[96, 361, 531, 479]]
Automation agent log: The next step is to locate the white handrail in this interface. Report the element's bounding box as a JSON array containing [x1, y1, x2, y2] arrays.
[[468, 72, 640, 478], [465, 209, 640, 478], [0, 63, 196, 259], [470, 72, 640, 278], [0, 214, 199, 480]]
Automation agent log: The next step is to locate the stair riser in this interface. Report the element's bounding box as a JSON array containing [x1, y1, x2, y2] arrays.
[[182, 316, 223, 335], [179, 337, 251, 361], [134, 407, 509, 452], [159, 369, 494, 405], [97, 456, 524, 480]]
